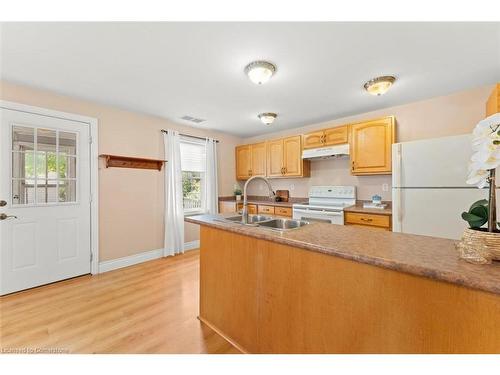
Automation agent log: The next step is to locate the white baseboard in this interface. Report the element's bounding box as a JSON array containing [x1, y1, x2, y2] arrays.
[[98, 240, 200, 273], [184, 240, 200, 251]]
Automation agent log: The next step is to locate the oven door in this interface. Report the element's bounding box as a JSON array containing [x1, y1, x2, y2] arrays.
[[292, 207, 344, 225]]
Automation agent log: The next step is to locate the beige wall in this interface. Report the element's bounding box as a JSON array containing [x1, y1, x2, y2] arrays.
[[0, 81, 242, 261], [241, 84, 493, 201]]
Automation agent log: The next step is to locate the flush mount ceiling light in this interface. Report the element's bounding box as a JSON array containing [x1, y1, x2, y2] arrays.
[[364, 76, 396, 96], [245, 60, 277, 85], [258, 112, 278, 125]]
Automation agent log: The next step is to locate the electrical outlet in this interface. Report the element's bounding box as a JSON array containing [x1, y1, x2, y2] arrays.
[[382, 183, 389, 192], [290, 184, 295, 191]]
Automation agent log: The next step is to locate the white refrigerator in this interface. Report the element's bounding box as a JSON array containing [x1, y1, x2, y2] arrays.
[[392, 134, 498, 240]]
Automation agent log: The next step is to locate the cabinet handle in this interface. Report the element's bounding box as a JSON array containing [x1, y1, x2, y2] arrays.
[[360, 218, 373, 222]]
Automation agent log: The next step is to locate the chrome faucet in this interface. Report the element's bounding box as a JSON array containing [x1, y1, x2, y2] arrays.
[[242, 176, 275, 224]]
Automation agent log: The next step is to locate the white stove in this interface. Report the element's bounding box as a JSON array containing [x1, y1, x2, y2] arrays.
[[292, 186, 356, 225]]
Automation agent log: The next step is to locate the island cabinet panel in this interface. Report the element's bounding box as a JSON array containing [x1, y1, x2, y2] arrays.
[[350, 116, 395, 175], [199, 227, 500, 354], [199, 227, 261, 353]]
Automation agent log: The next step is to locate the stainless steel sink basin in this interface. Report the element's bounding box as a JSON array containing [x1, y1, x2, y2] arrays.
[[257, 218, 309, 231], [224, 215, 273, 224]]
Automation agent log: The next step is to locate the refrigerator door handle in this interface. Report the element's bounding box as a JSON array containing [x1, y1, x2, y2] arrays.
[[395, 143, 403, 224]]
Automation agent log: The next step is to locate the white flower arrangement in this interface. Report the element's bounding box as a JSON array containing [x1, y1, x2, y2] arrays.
[[467, 113, 500, 188]]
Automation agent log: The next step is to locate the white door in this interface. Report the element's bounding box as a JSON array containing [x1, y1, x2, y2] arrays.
[[1, 108, 91, 295]]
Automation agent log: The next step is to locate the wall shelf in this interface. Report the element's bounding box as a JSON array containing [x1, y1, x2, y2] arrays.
[[99, 154, 166, 171]]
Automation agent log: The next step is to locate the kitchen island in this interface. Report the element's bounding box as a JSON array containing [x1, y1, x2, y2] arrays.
[[186, 214, 500, 353]]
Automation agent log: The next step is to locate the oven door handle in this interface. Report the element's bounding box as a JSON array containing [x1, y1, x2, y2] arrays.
[[292, 208, 343, 216]]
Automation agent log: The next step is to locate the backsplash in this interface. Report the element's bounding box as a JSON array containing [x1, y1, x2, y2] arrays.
[[239, 158, 392, 201]]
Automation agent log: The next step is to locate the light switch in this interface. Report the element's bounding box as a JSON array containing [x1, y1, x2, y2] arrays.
[[382, 183, 389, 192]]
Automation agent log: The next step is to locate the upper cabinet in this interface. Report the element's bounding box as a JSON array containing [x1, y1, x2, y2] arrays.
[[350, 116, 395, 175], [235, 117, 395, 179], [303, 125, 348, 149], [267, 135, 310, 178], [236, 136, 309, 180], [486, 83, 500, 116], [235, 142, 267, 180], [251, 142, 267, 176]]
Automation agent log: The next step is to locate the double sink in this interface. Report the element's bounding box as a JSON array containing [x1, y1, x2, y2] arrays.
[[219, 214, 309, 231]]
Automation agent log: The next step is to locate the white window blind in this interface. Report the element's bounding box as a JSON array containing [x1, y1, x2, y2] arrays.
[[180, 140, 206, 172]]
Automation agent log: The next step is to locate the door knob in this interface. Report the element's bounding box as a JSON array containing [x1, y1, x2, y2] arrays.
[[0, 213, 17, 220], [0, 200, 6, 207]]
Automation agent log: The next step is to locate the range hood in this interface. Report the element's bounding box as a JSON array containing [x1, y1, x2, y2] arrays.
[[302, 143, 350, 160]]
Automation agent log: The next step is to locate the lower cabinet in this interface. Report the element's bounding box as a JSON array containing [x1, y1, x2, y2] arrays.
[[218, 201, 291, 217], [344, 212, 391, 231]]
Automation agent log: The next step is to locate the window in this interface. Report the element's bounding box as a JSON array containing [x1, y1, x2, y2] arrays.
[[180, 139, 206, 214], [11, 125, 77, 206]]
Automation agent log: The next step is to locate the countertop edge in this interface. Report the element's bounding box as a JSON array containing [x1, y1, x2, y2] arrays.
[[186, 216, 500, 296]]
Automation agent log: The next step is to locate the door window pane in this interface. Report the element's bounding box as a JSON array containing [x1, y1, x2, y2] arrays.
[[58, 180, 76, 203], [12, 151, 35, 179], [12, 179, 35, 205], [36, 180, 58, 204], [37, 128, 57, 152], [59, 132, 77, 155], [12, 126, 34, 151], [11, 126, 78, 205], [58, 154, 77, 179]]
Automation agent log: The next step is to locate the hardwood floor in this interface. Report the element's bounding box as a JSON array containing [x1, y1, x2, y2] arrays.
[[0, 250, 240, 354]]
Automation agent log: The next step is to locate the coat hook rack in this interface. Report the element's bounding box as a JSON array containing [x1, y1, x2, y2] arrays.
[[99, 154, 167, 171]]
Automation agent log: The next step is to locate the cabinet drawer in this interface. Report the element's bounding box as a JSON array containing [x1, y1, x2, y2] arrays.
[[258, 205, 275, 214], [344, 212, 390, 228], [274, 206, 292, 217]]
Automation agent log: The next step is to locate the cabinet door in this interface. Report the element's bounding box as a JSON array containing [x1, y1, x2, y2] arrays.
[[267, 139, 284, 177], [251, 142, 267, 177], [236, 145, 251, 180], [283, 136, 303, 176], [302, 131, 325, 149], [350, 117, 395, 175], [324, 125, 348, 146], [486, 83, 500, 116], [248, 204, 258, 214]]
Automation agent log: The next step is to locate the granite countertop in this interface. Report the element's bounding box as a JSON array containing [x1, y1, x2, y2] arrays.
[[344, 201, 392, 215], [219, 196, 308, 208], [186, 214, 500, 295]]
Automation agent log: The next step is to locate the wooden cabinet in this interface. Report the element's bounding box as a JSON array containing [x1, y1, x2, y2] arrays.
[[350, 116, 395, 175], [235, 142, 267, 180], [302, 130, 325, 149], [303, 125, 348, 149], [274, 207, 292, 217], [267, 139, 284, 177], [258, 205, 275, 215], [344, 212, 391, 230], [218, 201, 257, 214], [235, 145, 251, 180], [486, 83, 500, 116], [267, 135, 310, 178]]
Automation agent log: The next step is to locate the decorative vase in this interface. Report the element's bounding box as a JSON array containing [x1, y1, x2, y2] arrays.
[[456, 228, 500, 264], [235, 195, 241, 201]]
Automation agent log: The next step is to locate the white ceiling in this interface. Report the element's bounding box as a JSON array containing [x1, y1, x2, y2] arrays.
[[1, 22, 499, 137]]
